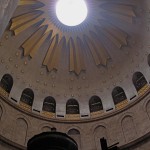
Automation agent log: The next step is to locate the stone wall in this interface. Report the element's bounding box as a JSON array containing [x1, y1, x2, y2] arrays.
[[122, 133, 150, 150], [0, 91, 150, 150], [0, 137, 24, 150]]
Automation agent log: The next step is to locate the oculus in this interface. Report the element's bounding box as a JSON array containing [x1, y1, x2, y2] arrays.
[[56, 0, 88, 26]]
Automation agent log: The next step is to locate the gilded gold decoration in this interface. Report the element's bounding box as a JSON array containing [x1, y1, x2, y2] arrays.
[[10, 0, 135, 75], [42, 111, 55, 118], [90, 110, 104, 118], [66, 114, 80, 120], [0, 87, 9, 98], [115, 99, 128, 110], [19, 101, 32, 111], [138, 84, 150, 96]]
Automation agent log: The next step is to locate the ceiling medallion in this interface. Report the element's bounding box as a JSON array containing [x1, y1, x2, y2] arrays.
[[10, 0, 136, 75]]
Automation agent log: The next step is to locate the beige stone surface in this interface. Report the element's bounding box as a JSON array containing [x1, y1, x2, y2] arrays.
[[0, 0, 150, 150], [0, 0, 18, 38], [0, 91, 149, 149]]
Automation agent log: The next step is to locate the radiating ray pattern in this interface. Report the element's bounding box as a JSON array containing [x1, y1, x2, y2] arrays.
[[10, 0, 136, 75]]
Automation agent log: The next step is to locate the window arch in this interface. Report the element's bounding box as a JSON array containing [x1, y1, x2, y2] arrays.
[[132, 72, 147, 92], [68, 129, 80, 135], [20, 88, 34, 106], [89, 96, 103, 113], [42, 96, 56, 113], [112, 87, 127, 105], [148, 54, 150, 66], [68, 129, 81, 149], [0, 74, 13, 93], [66, 99, 79, 114]]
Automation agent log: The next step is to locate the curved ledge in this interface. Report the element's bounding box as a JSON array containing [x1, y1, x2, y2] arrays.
[[0, 134, 26, 150], [1, 88, 149, 123], [120, 131, 150, 149]]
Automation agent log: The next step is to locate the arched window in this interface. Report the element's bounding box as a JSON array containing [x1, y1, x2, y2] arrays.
[[148, 54, 150, 66], [20, 88, 34, 106], [42, 96, 56, 113], [112, 87, 127, 105], [0, 74, 13, 93], [66, 99, 79, 114], [89, 96, 103, 113], [132, 72, 147, 92]]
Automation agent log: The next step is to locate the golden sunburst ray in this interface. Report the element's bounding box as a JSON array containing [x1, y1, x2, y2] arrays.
[[22, 25, 48, 56], [10, 10, 43, 32], [11, 12, 45, 35], [19, 0, 38, 6], [68, 37, 85, 75], [9, 0, 137, 75], [84, 32, 110, 66], [43, 34, 59, 70], [101, 3, 136, 17], [95, 21, 128, 49], [47, 37, 66, 71], [99, 1, 136, 24], [30, 31, 52, 58], [43, 35, 66, 71]]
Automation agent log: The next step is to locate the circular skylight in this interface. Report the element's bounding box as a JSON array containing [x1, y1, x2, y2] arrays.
[[56, 0, 88, 26]]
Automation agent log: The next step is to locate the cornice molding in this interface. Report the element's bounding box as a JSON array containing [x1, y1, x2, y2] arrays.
[[1, 89, 150, 123]]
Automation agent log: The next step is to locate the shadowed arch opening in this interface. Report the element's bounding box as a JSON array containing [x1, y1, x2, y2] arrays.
[[132, 72, 147, 92], [148, 54, 150, 66], [112, 87, 127, 105], [20, 88, 34, 106], [66, 99, 79, 114], [89, 96, 103, 113], [68, 129, 81, 149], [0, 74, 13, 93], [42, 96, 56, 113]]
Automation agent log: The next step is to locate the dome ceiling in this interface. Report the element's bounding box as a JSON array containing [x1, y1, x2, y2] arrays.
[[10, 0, 135, 75], [0, 0, 149, 120]]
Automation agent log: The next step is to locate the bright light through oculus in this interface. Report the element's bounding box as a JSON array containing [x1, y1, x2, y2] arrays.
[[56, 0, 88, 26]]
